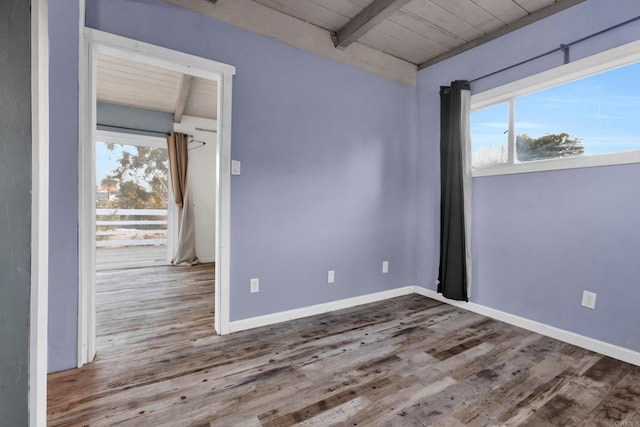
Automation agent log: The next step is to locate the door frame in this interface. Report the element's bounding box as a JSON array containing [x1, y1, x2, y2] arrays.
[[78, 28, 235, 366], [30, 0, 49, 424]]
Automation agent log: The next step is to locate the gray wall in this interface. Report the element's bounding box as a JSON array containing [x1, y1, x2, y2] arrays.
[[0, 1, 32, 424], [97, 102, 174, 136]]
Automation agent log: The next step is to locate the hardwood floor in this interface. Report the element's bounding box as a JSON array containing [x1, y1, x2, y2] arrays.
[[96, 245, 169, 271], [48, 265, 640, 426]]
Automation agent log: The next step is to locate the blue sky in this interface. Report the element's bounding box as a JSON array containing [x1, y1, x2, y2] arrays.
[[471, 60, 640, 156], [96, 141, 126, 185]]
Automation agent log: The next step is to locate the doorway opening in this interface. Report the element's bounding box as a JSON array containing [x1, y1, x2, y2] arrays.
[[78, 29, 235, 366]]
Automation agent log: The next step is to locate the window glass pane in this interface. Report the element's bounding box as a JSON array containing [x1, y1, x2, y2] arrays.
[[95, 141, 169, 209], [516, 61, 640, 162], [471, 103, 509, 167]]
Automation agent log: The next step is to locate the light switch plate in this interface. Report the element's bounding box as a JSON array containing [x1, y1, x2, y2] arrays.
[[231, 160, 241, 175], [327, 270, 335, 284], [382, 261, 389, 274]]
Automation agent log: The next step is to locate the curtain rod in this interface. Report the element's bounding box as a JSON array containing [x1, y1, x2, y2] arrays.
[[97, 124, 169, 136], [195, 127, 216, 133], [97, 124, 213, 137], [471, 15, 640, 83]]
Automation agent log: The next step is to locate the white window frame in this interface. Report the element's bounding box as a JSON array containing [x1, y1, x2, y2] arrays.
[[95, 130, 167, 149], [471, 38, 640, 177]]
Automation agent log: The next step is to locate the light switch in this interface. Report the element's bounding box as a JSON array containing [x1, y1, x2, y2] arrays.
[[231, 160, 241, 175]]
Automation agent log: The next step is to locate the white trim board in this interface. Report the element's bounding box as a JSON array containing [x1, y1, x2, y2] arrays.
[[229, 285, 640, 367], [95, 130, 167, 149], [228, 286, 418, 333], [472, 150, 640, 177], [30, 0, 49, 424], [415, 288, 640, 367]]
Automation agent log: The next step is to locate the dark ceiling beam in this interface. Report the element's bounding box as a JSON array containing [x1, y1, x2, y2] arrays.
[[418, 0, 587, 70], [332, 0, 413, 49]]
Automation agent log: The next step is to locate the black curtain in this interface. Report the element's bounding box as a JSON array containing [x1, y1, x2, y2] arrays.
[[438, 80, 472, 302]]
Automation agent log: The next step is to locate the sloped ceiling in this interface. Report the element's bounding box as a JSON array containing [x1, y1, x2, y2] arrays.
[[165, 0, 585, 86], [252, 0, 568, 66], [96, 54, 218, 121]]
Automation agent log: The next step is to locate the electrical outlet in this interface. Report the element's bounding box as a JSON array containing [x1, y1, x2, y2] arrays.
[[581, 290, 596, 309], [327, 270, 335, 284], [250, 278, 259, 293], [382, 261, 389, 274]]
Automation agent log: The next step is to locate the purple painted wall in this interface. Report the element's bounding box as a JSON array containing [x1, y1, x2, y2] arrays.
[[48, 0, 640, 372], [47, 0, 418, 370], [49, 0, 79, 371], [85, 1, 418, 320], [417, 0, 640, 351]]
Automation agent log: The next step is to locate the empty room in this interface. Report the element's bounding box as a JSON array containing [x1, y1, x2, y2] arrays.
[[2, 0, 640, 425]]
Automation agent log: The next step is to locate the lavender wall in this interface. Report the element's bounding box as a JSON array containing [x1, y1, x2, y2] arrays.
[[417, 0, 640, 351], [48, 0, 417, 370], [49, 0, 80, 371]]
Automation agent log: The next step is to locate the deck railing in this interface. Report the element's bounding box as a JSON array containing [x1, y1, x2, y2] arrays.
[[96, 208, 168, 248]]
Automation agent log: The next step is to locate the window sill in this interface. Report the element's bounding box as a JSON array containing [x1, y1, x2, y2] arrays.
[[472, 150, 640, 177]]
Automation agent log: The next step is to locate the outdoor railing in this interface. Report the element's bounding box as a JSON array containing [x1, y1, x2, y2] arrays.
[[96, 208, 168, 248]]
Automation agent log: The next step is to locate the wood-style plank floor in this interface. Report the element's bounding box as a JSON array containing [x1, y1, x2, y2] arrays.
[[48, 264, 640, 426], [96, 245, 169, 271]]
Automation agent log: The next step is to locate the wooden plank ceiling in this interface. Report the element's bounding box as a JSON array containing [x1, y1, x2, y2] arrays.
[[251, 0, 578, 66], [166, 0, 584, 85], [97, 54, 218, 121]]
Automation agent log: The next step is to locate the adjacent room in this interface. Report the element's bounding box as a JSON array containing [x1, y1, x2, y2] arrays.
[[89, 53, 219, 363], [3, 0, 640, 425]]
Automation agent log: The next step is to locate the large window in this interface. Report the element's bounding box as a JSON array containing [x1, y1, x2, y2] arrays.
[[471, 42, 640, 176]]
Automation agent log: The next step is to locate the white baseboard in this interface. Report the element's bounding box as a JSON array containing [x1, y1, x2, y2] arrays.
[[198, 257, 215, 264], [226, 284, 640, 367], [228, 286, 417, 333], [415, 287, 640, 367]]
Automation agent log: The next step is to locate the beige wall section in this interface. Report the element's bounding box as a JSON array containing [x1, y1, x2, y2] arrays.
[[165, 0, 417, 87], [174, 116, 217, 263]]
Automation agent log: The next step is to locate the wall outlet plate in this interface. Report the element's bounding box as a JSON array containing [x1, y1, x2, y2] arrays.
[[581, 290, 597, 309], [382, 261, 389, 274], [250, 278, 259, 293], [327, 270, 335, 284]]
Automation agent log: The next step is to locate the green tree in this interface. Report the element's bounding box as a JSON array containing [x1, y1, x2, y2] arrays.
[[116, 180, 152, 209], [516, 133, 584, 162], [101, 175, 118, 197], [106, 144, 168, 209]]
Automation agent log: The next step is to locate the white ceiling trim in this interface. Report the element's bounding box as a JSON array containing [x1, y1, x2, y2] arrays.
[[163, 0, 418, 87]]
